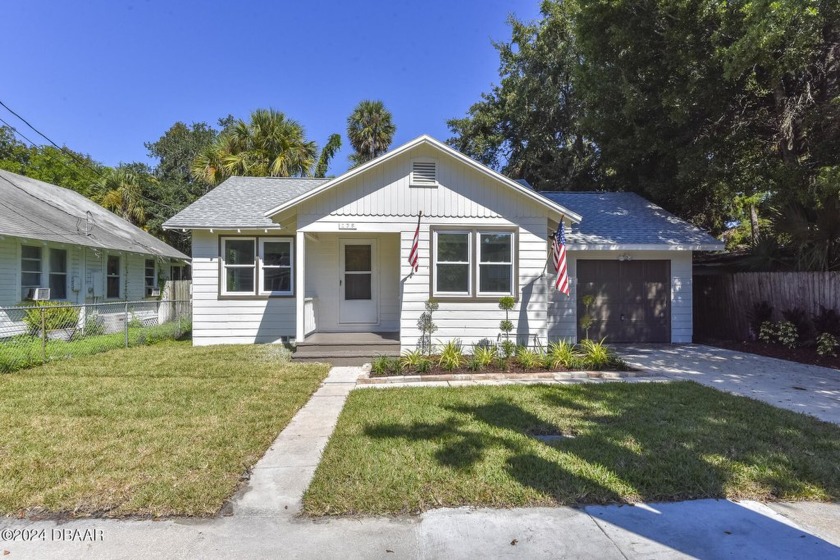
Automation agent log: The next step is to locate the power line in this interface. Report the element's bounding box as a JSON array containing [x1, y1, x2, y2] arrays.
[[0, 100, 183, 219]]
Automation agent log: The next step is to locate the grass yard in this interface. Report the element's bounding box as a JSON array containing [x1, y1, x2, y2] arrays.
[[303, 382, 840, 515], [0, 341, 329, 518]]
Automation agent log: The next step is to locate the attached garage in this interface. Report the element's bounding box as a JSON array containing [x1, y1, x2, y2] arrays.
[[576, 260, 671, 343]]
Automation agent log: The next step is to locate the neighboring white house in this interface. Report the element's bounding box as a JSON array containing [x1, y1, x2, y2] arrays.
[[163, 135, 722, 349], [0, 169, 189, 308]]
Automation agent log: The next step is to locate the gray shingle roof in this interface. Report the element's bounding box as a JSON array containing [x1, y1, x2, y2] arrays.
[[0, 170, 188, 259], [541, 191, 723, 249], [163, 176, 329, 229]]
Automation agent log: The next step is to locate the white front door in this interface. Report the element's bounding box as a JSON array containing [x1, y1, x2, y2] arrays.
[[339, 239, 378, 325]]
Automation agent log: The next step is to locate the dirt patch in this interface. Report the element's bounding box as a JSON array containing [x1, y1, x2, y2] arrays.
[[699, 339, 840, 371]]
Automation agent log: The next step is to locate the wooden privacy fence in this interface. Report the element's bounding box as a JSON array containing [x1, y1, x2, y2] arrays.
[[694, 272, 840, 341]]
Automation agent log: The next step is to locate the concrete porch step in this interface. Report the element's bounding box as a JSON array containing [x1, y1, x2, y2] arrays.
[[293, 347, 400, 359]]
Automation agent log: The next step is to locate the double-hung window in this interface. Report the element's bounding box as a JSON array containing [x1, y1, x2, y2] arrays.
[[21, 245, 42, 300], [221, 237, 294, 296], [432, 229, 515, 298], [49, 249, 68, 299], [145, 259, 157, 297], [106, 255, 121, 298]]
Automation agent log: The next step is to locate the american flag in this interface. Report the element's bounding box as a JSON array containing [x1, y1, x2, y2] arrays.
[[552, 222, 570, 295], [408, 212, 421, 273]]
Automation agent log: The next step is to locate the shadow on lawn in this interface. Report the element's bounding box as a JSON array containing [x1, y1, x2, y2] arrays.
[[364, 383, 840, 505]]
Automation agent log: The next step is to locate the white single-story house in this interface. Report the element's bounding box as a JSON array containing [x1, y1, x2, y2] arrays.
[[0, 169, 189, 308], [163, 135, 722, 349]]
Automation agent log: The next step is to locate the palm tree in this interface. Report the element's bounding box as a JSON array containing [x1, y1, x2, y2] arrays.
[[98, 166, 149, 227], [315, 133, 342, 178], [347, 100, 396, 167], [191, 109, 319, 186]]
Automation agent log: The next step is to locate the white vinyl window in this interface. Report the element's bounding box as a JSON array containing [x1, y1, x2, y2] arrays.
[[478, 232, 513, 295], [259, 239, 293, 295], [49, 249, 68, 300], [145, 259, 157, 297], [106, 255, 121, 299], [432, 230, 516, 298], [20, 245, 42, 300], [434, 231, 471, 295], [221, 237, 294, 296]]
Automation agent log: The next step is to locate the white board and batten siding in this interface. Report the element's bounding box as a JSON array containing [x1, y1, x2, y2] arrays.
[[546, 250, 694, 344]]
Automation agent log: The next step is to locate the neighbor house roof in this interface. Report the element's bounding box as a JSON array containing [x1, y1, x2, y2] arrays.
[[0, 170, 188, 259], [163, 176, 329, 230], [541, 191, 724, 250]]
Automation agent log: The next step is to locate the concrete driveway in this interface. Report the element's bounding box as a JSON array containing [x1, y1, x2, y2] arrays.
[[618, 344, 840, 424]]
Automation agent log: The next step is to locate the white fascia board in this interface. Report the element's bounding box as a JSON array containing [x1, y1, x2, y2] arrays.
[[262, 135, 583, 223]]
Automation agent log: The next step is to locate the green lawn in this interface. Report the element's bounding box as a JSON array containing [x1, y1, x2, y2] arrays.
[[0, 341, 329, 517], [303, 382, 840, 515]]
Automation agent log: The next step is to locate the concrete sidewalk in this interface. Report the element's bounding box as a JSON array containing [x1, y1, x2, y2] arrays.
[[3, 363, 840, 559]]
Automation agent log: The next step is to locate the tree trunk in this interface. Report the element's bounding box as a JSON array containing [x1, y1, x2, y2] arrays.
[[749, 204, 760, 246]]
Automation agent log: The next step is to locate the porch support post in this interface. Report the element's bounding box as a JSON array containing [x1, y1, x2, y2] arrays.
[[295, 230, 306, 343]]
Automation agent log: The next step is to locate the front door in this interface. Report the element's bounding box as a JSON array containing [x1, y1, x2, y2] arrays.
[[339, 239, 378, 325]]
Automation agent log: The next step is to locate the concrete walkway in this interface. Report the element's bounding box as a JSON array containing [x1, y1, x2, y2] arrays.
[[3, 361, 840, 559], [618, 344, 840, 424]]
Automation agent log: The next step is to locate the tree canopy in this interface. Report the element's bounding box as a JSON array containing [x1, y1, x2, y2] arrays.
[[347, 100, 396, 166]]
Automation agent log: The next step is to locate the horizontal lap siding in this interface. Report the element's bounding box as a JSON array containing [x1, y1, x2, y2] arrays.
[[191, 230, 294, 345], [547, 250, 694, 343], [0, 238, 19, 306]]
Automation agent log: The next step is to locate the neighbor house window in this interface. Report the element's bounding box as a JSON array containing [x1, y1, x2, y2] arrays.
[[432, 229, 516, 298], [49, 249, 68, 299], [221, 237, 294, 296], [106, 255, 121, 298], [259, 239, 293, 295], [20, 245, 42, 300], [145, 259, 156, 297]]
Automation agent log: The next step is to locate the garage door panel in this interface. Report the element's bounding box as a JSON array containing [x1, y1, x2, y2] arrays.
[[576, 260, 671, 343]]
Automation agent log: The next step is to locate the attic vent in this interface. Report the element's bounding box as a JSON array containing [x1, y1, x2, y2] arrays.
[[411, 161, 437, 187]]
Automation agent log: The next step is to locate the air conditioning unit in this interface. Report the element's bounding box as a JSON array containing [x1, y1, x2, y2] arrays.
[[28, 288, 51, 301], [151, 288, 161, 297]]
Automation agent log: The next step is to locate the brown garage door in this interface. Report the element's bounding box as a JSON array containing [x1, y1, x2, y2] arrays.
[[576, 260, 671, 343]]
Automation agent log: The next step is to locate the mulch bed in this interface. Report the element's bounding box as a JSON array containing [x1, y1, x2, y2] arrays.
[[699, 339, 840, 371]]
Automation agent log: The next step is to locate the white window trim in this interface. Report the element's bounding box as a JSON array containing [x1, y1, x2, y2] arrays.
[[106, 254, 122, 299], [220, 237, 257, 296], [258, 238, 294, 296], [20, 244, 43, 300], [433, 230, 472, 296], [144, 258, 157, 298], [410, 157, 439, 188], [477, 232, 514, 296]]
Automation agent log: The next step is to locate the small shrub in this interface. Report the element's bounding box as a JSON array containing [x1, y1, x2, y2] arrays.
[[580, 338, 613, 369], [499, 296, 515, 343], [817, 332, 838, 357], [466, 357, 483, 372], [516, 348, 542, 370], [813, 306, 840, 338], [776, 321, 799, 349], [545, 340, 575, 370], [414, 356, 432, 374], [371, 355, 390, 376], [127, 313, 144, 329], [417, 299, 439, 355], [82, 311, 106, 336], [500, 339, 516, 359], [473, 345, 496, 368], [21, 301, 79, 334], [438, 339, 464, 371], [758, 321, 776, 344], [579, 294, 596, 340], [748, 301, 774, 340], [782, 308, 812, 341], [401, 349, 426, 372]]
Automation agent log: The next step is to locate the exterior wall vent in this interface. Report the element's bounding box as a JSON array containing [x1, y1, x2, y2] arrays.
[[410, 160, 437, 187]]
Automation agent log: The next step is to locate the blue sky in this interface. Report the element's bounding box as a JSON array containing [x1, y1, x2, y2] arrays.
[[1, 1, 541, 176]]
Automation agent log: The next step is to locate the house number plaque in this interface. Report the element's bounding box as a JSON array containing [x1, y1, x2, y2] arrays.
[[338, 223, 357, 230]]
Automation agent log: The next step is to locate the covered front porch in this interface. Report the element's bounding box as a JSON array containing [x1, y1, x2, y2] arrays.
[[295, 230, 403, 343], [292, 331, 400, 364]]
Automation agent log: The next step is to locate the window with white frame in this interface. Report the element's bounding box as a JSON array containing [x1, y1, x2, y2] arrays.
[[259, 239, 293, 295], [106, 255, 121, 299], [20, 245, 42, 299], [145, 259, 156, 297], [221, 237, 294, 296], [49, 249, 68, 299], [432, 229, 515, 298]]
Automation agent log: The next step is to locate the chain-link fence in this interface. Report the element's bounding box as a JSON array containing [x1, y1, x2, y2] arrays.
[[0, 300, 191, 372]]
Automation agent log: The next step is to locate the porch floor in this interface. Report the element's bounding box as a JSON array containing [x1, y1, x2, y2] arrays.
[[293, 332, 400, 366]]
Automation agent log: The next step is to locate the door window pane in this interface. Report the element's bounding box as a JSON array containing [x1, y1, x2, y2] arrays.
[[345, 245, 371, 272], [345, 273, 372, 300]]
